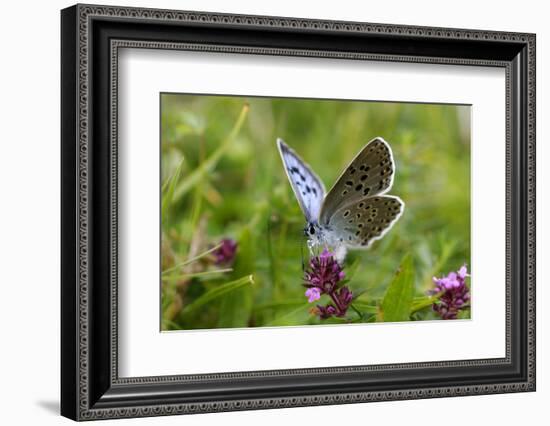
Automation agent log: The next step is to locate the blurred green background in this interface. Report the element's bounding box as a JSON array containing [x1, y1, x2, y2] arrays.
[[160, 93, 471, 331]]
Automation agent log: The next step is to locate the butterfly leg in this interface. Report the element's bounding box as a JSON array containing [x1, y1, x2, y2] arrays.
[[306, 238, 317, 256]]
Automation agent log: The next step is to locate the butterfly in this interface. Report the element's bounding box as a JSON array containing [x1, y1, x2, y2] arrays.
[[277, 137, 404, 261]]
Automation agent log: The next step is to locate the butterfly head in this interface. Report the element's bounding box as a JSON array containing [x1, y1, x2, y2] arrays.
[[304, 222, 329, 250], [304, 222, 319, 238]]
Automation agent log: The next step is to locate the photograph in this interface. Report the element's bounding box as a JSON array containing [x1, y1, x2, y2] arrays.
[[160, 94, 472, 331], [57, 2, 536, 421]]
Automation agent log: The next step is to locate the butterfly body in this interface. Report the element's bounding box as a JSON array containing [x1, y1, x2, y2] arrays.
[[277, 137, 404, 260]]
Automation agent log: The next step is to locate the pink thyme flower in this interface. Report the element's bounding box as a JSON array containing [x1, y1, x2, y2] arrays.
[[458, 265, 469, 279], [212, 239, 238, 265], [305, 287, 321, 303], [317, 304, 338, 319], [304, 248, 345, 293], [430, 264, 470, 320], [334, 286, 353, 313], [304, 249, 352, 319]]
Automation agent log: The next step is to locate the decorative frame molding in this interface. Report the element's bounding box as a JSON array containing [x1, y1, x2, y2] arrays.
[[61, 3, 535, 421]]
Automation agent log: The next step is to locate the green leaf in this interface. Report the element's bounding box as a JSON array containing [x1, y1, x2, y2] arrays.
[[266, 303, 312, 326], [349, 301, 379, 314], [254, 300, 307, 312], [380, 254, 415, 322], [179, 275, 254, 317], [410, 295, 439, 314]]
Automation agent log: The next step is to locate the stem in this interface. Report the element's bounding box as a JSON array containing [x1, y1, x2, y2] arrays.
[[163, 216, 208, 323]]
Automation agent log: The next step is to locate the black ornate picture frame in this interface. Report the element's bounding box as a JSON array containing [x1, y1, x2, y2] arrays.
[[61, 4, 536, 421]]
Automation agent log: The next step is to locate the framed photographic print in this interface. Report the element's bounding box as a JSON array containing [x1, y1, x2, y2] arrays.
[[61, 4, 536, 421]]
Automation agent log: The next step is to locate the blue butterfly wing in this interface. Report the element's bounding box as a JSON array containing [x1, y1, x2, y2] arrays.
[[320, 137, 396, 226], [277, 138, 326, 223]]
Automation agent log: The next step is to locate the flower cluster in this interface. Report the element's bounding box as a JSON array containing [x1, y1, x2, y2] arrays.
[[430, 264, 470, 320], [212, 238, 238, 265], [304, 249, 353, 319]]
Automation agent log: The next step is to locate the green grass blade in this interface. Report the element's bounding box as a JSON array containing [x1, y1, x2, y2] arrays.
[[161, 268, 233, 282], [162, 243, 223, 275], [161, 156, 186, 218], [179, 275, 254, 317], [380, 254, 415, 322]]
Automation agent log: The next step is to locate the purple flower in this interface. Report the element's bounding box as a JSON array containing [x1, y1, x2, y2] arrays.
[[430, 264, 470, 320], [317, 304, 338, 319], [304, 249, 352, 319], [458, 265, 469, 279], [213, 239, 237, 265], [305, 287, 321, 303], [334, 286, 353, 314], [304, 248, 345, 293]]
